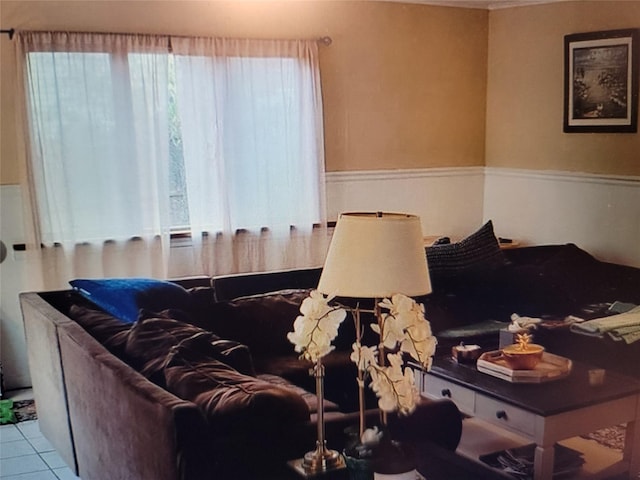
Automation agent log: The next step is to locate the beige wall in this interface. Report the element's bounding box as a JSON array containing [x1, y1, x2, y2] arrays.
[[0, 0, 488, 184], [3, 0, 637, 180], [486, 1, 640, 176]]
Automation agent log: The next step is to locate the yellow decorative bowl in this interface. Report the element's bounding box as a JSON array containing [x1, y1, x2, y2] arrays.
[[501, 344, 545, 370]]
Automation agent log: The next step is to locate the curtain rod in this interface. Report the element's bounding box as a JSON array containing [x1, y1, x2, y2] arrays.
[[0, 28, 331, 45]]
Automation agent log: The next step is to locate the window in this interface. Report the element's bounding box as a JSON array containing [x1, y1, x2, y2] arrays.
[[20, 33, 325, 245], [168, 55, 190, 229]]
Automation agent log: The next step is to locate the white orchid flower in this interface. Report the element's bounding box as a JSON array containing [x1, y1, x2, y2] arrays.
[[377, 294, 437, 369], [350, 342, 378, 372], [292, 290, 435, 420], [287, 290, 346, 363], [368, 353, 419, 415]]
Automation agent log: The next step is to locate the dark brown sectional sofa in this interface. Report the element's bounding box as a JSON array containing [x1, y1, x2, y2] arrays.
[[20, 273, 462, 480], [20, 233, 640, 480]]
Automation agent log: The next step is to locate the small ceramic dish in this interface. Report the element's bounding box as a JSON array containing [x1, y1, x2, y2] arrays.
[[501, 344, 545, 370]]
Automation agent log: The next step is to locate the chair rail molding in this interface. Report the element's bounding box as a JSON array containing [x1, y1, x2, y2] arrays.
[[325, 167, 486, 239], [484, 166, 640, 187]]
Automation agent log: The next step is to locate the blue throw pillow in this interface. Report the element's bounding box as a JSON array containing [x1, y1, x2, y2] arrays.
[[70, 278, 192, 323]]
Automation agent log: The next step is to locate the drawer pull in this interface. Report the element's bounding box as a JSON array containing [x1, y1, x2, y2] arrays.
[[496, 410, 507, 420], [441, 388, 452, 398]]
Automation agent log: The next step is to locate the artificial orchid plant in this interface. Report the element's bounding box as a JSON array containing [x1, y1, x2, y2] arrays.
[[287, 290, 437, 445]]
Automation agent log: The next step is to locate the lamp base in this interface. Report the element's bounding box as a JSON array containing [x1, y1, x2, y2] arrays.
[[288, 445, 347, 477]]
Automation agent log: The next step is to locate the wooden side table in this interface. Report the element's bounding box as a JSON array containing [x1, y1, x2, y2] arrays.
[[418, 357, 640, 480]]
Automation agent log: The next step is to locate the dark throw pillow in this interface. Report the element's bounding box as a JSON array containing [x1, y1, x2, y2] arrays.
[[69, 277, 192, 323], [201, 289, 311, 356], [426, 220, 507, 283], [200, 288, 357, 356]]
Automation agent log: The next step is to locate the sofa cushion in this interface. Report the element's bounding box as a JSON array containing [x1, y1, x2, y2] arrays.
[[426, 220, 507, 285], [124, 310, 255, 384], [68, 304, 132, 356], [256, 373, 341, 414], [163, 338, 310, 433], [201, 289, 354, 356], [187, 286, 217, 325], [69, 278, 192, 323], [254, 351, 363, 411]]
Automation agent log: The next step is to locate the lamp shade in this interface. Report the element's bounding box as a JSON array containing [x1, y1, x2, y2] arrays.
[[317, 212, 431, 298]]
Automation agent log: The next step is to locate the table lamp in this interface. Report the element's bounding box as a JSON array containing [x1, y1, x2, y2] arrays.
[[308, 212, 432, 472]]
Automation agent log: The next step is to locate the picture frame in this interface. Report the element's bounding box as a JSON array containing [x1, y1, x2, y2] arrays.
[[564, 28, 639, 133]]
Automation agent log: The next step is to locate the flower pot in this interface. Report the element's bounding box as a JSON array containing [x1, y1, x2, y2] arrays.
[[371, 435, 416, 479], [373, 471, 417, 480], [343, 452, 374, 480], [343, 426, 375, 480]]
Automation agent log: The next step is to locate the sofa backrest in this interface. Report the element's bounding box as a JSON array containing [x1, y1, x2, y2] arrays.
[[211, 267, 322, 302]]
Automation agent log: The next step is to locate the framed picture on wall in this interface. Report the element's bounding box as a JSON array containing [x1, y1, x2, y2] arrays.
[[564, 28, 639, 133]]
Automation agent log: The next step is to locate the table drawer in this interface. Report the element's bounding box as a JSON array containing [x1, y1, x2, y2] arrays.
[[423, 374, 475, 414], [475, 394, 536, 436]]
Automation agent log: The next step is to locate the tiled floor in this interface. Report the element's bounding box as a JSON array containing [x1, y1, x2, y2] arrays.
[[0, 390, 80, 480]]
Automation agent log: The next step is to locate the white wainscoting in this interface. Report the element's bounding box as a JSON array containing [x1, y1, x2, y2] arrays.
[[0, 184, 31, 389], [325, 167, 486, 239], [1, 167, 638, 388], [483, 168, 640, 268], [326, 166, 640, 267]]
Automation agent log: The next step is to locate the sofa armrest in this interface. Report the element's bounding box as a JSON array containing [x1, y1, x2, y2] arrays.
[[20, 292, 78, 473], [58, 321, 211, 480]]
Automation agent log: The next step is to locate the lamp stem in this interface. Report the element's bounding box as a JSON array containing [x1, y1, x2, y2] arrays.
[[302, 357, 345, 474], [354, 307, 366, 439], [375, 299, 389, 427], [316, 359, 326, 447]]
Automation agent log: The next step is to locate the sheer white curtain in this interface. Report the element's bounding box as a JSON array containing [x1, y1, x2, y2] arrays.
[[15, 32, 330, 287], [16, 32, 171, 289], [171, 37, 329, 275]]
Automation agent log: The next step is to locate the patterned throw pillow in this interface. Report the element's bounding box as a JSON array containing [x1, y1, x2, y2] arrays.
[[426, 220, 507, 280]]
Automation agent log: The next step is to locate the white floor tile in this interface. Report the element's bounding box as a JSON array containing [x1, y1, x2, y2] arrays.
[[0, 439, 37, 459], [15, 422, 42, 440], [0, 453, 49, 477], [51, 467, 80, 480], [1, 471, 58, 480], [27, 436, 54, 454], [0, 425, 23, 443], [39, 451, 67, 470], [0, 420, 76, 480]]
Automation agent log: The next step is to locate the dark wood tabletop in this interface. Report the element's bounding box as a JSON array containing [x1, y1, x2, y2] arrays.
[[429, 355, 640, 416]]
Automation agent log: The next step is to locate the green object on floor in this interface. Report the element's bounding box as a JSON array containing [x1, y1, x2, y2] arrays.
[[0, 398, 17, 424]]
